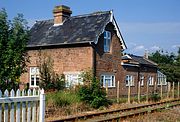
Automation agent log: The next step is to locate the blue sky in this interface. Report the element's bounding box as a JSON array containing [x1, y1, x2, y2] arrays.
[[0, 0, 180, 55]]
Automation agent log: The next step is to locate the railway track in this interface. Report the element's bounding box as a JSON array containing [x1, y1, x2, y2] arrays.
[[51, 98, 180, 122]]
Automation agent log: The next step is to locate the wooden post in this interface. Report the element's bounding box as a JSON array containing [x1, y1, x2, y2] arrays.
[[146, 80, 149, 102], [172, 82, 175, 98], [167, 82, 171, 98], [138, 80, 141, 103], [178, 81, 180, 98], [106, 81, 108, 97], [39, 89, 45, 122], [161, 80, 163, 100], [128, 84, 131, 103], [117, 81, 120, 103]]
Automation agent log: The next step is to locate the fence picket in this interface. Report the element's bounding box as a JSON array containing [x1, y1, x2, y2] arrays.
[[27, 89, 32, 122], [0, 88, 45, 122], [22, 89, 26, 122], [16, 89, 20, 122], [10, 89, 15, 122], [4, 90, 9, 122], [0, 90, 2, 122], [32, 89, 37, 122]]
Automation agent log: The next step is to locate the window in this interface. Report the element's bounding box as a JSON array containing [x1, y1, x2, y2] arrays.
[[140, 75, 144, 86], [101, 75, 115, 87], [65, 72, 82, 87], [30, 67, 40, 87], [104, 31, 111, 52], [157, 71, 167, 85], [125, 75, 134, 86], [148, 76, 154, 86]]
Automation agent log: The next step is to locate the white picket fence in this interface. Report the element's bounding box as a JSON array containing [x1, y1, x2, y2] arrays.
[[0, 88, 45, 122]]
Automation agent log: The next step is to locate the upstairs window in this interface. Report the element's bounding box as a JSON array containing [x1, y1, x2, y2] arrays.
[[30, 67, 40, 87], [125, 75, 134, 86], [101, 75, 115, 87], [104, 31, 111, 52]]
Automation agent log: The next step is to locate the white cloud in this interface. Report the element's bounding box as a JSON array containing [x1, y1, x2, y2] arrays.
[[150, 45, 160, 51], [134, 45, 145, 51], [172, 44, 180, 49]]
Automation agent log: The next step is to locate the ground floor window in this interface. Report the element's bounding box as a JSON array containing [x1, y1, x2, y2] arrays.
[[30, 67, 40, 87], [148, 76, 154, 86], [64, 72, 83, 87], [140, 75, 144, 86], [101, 75, 115, 87], [125, 75, 134, 86], [157, 71, 167, 85]]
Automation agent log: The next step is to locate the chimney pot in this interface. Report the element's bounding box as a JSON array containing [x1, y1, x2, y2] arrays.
[[53, 5, 72, 25]]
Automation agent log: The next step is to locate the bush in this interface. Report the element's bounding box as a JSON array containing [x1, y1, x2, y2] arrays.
[[149, 93, 161, 102], [78, 77, 111, 109]]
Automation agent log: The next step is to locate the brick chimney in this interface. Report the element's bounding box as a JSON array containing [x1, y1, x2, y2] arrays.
[[144, 50, 148, 59], [53, 5, 72, 25]]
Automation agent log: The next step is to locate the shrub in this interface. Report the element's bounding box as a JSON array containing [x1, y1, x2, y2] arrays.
[[38, 55, 65, 91], [149, 93, 161, 102], [78, 72, 111, 109]]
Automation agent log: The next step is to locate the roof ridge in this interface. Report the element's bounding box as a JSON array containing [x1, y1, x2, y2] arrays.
[[71, 10, 111, 19], [34, 10, 111, 23], [143, 57, 158, 66]]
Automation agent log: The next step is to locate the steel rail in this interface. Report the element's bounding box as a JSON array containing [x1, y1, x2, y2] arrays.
[[50, 98, 180, 122]]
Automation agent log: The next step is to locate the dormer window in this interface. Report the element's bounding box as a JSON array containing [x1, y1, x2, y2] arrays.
[[104, 31, 111, 52]]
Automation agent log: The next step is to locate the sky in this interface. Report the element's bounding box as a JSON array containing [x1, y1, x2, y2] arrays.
[[0, 0, 180, 56]]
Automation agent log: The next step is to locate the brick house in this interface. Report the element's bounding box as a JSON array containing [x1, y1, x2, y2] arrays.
[[20, 5, 167, 98], [120, 54, 167, 96], [20, 5, 127, 97]]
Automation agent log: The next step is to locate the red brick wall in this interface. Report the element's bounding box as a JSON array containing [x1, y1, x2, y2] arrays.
[[20, 46, 93, 88], [95, 23, 123, 98]]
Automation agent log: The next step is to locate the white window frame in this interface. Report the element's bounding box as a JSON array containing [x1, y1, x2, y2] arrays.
[[140, 75, 144, 86], [157, 71, 167, 86], [30, 67, 40, 88], [104, 31, 111, 52], [148, 76, 154, 86], [64, 72, 83, 87], [101, 75, 115, 88], [125, 75, 134, 86]]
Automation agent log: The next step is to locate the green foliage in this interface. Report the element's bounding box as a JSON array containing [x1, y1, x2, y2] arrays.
[[0, 9, 29, 91], [149, 49, 180, 82], [149, 93, 161, 102], [38, 55, 65, 91], [46, 91, 80, 107], [77, 71, 111, 109]]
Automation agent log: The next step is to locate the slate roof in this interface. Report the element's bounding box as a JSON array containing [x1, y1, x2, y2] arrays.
[[122, 54, 157, 67], [28, 11, 126, 49]]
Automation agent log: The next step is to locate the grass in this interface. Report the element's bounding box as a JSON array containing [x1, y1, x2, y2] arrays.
[[46, 90, 81, 107]]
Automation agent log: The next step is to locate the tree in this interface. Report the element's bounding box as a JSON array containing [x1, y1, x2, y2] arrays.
[[149, 49, 180, 82], [0, 9, 29, 91]]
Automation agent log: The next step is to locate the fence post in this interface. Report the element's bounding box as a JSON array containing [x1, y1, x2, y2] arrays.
[[146, 81, 149, 102], [128, 84, 131, 103], [161, 80, 163, 100], [167, 82, 171, 98], [178, 81, 180, 98], [172, 82, 175, 98], [117, 81, 120, 103], [138, 80, 141, 103], [39, 89, 45, 122], [106, 82, 108, 97]]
